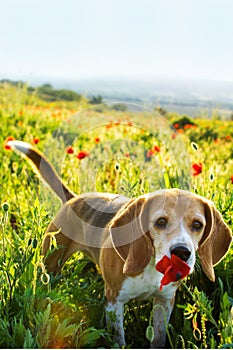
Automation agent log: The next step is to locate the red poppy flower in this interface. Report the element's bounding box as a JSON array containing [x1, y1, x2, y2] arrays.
[[153, 145, 161, 153], [66, 146, 74, 154], [32, 137, 40, 145], [95, 137, 100, 143], [192, 163, 203, 176], [4, 144, 12, 150], [184, 124, 193, 130], [156, 254, 190, 291], [76, 151, 89, 160], [106, 122, 113, 129], [174, 123, 180, 129], [146, 150, 153, 158], [225, 135, 231, 141], [231, 176, 233, 184], [4, 136, 15, 150]]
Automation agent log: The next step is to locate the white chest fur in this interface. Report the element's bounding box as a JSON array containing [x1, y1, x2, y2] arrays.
[[117, 257, 178, 304]]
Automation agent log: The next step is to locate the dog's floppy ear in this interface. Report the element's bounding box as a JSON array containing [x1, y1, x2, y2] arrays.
[[109, 197, 154, 276], [198, 201, 232, 281]]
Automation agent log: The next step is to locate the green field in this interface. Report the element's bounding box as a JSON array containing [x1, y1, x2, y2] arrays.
[[0, 82, 233, 348]]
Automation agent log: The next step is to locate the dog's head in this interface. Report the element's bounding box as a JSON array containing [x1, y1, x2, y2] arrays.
[[109, 189, 232, 281]]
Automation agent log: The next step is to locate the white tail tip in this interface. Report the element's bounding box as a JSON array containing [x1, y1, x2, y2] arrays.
[[6, 140, 32, 154]]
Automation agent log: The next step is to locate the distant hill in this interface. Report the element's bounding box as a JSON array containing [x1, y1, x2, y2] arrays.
[[32, 77, 233, 118], [0, 79, 82, 102], [1, 77, 233, 118]]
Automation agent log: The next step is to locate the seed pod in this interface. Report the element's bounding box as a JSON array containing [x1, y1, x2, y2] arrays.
[[2, 202, 9, 212], [41, 273, 50, 285], [191, 142, 198, 151], [146, 325, 154, 342], [209, 173, 214, 181]]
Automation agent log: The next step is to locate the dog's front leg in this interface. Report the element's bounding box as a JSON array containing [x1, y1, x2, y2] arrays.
[[150, 294, 175, 348], [105, 301, 126, 347]]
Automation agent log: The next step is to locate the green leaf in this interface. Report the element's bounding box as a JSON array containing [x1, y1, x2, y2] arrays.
[[23, 329, 36, 349], [79, 327, 105, 346]]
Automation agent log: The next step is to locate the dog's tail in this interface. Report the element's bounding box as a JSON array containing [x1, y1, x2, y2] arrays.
[[7, 140, 75, 203]]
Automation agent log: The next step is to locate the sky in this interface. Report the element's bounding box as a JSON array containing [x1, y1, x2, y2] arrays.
[[1, 0, 233, 83]]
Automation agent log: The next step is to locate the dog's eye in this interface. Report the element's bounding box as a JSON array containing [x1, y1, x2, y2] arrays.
[[155, 217, 168, 228], [192, 220, 203, 231]]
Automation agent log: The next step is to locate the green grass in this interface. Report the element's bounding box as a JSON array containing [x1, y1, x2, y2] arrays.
[[0, 83, 233, 348]]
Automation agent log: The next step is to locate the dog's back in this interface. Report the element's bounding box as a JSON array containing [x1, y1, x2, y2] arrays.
[[43, 193, 129, 271]]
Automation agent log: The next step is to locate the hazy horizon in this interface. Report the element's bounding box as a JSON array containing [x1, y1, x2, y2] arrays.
[[2, 75, 231, 118]]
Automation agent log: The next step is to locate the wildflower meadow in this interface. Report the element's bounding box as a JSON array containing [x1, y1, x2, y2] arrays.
[[0, 82, 233, 348]]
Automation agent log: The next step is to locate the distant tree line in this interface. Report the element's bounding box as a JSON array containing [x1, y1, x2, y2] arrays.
[[0, 80, 127, 111], [0, 80, 82, 102], [36, 83, 82, 102], [88, 95, 103, 104], [0, 79, 25, 86]]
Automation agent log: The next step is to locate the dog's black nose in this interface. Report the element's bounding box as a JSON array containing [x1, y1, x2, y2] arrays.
[[170, 245, 191, 262]]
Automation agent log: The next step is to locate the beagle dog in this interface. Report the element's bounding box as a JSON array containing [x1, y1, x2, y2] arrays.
[[7, 140, 232, 348]]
